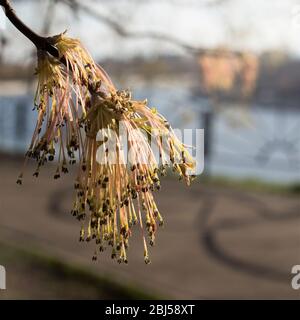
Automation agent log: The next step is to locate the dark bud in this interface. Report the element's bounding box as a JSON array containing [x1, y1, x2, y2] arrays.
[[144, 256, 151, 265], [108, 240, 114, 246], [102, 203, 107, 213], [62, 166, 68, 174], [131, 190, 137, 199], [111, 252, 117, 259], [164, 121, 170, 129], [77, 213, 86, 221], [71, 210, 78, 217]]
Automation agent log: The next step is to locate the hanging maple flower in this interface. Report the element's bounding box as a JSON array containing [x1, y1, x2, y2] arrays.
[[17, 49, 77, 183], [17, 32, 196, 264], [17, 32, 111, 184], [73, 89, 196, 264], [49, 31, 115, 92]]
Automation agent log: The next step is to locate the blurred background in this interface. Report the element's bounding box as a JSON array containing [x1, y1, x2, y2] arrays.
[[0, 0, 299, 299]]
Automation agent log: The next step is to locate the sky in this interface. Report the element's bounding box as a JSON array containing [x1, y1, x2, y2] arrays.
[[1, 0, 300, 62]]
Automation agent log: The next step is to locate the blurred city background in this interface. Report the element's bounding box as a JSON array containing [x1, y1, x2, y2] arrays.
[[0, 0, 299, 299]]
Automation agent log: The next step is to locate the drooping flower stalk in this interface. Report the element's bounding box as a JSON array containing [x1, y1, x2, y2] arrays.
[[18, 32, 196, 264]]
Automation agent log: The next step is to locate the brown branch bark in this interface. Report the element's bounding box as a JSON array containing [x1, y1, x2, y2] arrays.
[[1, 0, 244, 59], [0, 0, 60, 58]]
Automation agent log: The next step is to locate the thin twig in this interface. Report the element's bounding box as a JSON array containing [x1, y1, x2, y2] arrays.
[[0, 0, 59, 58], [61, 0, 243, 57]]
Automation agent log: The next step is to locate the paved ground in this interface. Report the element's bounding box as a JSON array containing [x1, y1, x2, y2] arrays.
[[0, 154, 299, 299]]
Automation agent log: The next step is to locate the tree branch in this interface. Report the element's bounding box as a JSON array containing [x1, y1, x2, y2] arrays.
[[1, 0, 243, 59], [0, 0, 59, 58], [61, 0, 243, 58]]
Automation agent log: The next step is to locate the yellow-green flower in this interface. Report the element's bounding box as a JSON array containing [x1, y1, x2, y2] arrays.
[[18, 32, 196, 264]]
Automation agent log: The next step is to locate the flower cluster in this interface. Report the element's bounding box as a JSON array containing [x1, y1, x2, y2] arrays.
[[18, 32, 196, 264]]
